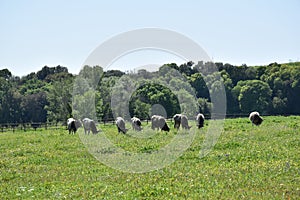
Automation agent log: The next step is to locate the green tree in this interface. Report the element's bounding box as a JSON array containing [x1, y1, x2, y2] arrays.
[[0, 71, 24, 123], [179, 61, 196, 76], [98, 76, 118, 121], [21, 92, 47, 123], [104, 70, 125, 78], [19, 77, 48, 95], [272, 97, 288, 114], [197, 98, 212, 116], [188, 73, 209, 99], [37, 65, 68, 80], [233, 80, 272, 113], [79, 65, 103, 89], [129, 99, 151, 120], [0, 69, 12, 80], [45, 78, 73, 123], [130, 82, 180, 118], [260, 62, 300, 114]]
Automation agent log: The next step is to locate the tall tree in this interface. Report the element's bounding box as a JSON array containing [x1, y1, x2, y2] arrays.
[[45, 78, 73, 123], [233, 80, 272, 114], [21, 92, 47, 123], [0, 69, 12, 80]]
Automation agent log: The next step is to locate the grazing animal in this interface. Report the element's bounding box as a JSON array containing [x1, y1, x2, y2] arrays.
[[131, 117, 142, 131], [181, 115, 191, 129], [173, 114, 191, 130], [249, 111, 263, 126], [82, 118, 99, 134], [173, 114, 181, 129], [196, 113, 205, 129], [116, 117, 128, 134], [67, 118, 81, 134], [151, 115, 170, 132]]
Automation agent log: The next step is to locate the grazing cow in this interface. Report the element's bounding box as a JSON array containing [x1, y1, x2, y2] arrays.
[[196, 113, 205, 129], [151, 115, 170, 132], [173, 114, 181, 129], [181, 115, 191, 129], [82, 118, 100, 134], [131, 117, 142, 131], [116, 117, 128, 134], [249, 111, 263, 126], [173, 114, 191, 130], [67, 118, 81, 134]]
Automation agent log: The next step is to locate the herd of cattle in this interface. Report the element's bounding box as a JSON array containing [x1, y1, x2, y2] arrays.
[[67, 111, 263, 134]]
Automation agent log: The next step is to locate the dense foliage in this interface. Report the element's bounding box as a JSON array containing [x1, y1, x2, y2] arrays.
[[0, 61, 299, 123]]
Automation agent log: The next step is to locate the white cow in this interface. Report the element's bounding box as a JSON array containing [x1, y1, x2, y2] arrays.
[[116, 117, 128, 134], [151, 115, 170, 132], [82, 118, 100, 134]]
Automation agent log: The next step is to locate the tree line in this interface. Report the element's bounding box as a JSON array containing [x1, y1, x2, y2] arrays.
[[0, 61, 299, 124]]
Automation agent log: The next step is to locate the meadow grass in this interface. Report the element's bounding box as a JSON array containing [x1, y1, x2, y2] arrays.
[[0, 116, 299, 199]]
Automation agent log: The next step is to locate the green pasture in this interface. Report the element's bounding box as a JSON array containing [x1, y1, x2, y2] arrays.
[[0, 116, 299, 199]]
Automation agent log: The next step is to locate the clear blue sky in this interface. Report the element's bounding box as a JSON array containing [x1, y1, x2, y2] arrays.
[[0, 0, 299, 76]]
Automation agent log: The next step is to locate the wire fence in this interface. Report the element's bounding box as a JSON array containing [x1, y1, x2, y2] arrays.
[[0, 113, 294, 133], [0, 118, 151, 132], [0, 122, 63, 133]]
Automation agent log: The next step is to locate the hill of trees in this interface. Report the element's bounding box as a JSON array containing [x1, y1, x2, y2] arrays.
[[0, 61, 299, 124]]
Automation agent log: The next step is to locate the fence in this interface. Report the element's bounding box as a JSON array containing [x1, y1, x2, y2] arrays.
[[0, 122, 62, 133], [0, 113, 292, 133], [0, 118, 150, 132]]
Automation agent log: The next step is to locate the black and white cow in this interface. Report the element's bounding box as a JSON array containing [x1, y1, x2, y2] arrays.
[[67, 118, 81, 134], [116, 117, 128, 134], [151, 115, 170, 132], [131, 117, 142, 131], [173, 114, 181, 129], [173, 114, 191, 130], [196, 113, 205, 129], [249, 111, 263, 126], [82, 118, 100, 134]]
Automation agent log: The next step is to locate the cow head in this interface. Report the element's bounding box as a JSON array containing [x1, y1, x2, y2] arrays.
[[162, 123, 170, 132]]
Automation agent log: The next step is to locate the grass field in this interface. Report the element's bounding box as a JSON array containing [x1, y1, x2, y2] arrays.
[[1, 116, 299, 199]]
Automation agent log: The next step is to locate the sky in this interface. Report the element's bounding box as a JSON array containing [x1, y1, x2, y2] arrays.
[[0, 0, 299, 76]]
